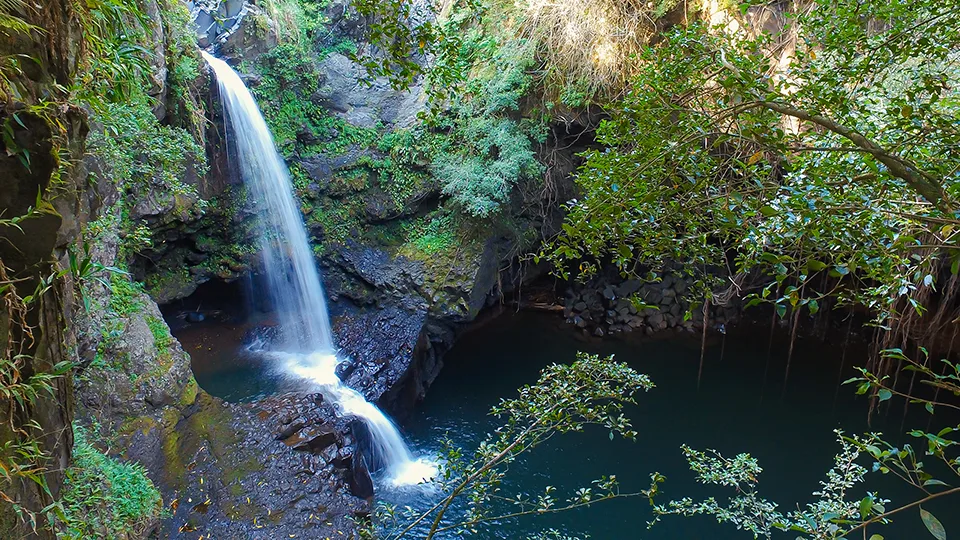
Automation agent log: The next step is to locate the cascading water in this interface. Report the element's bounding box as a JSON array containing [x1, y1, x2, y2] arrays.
[[202, 51, 434, 487]]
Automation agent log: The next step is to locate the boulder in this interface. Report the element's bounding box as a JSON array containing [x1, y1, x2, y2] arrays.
[[616, 279, 642, 296], [349, 452, 375, 499]]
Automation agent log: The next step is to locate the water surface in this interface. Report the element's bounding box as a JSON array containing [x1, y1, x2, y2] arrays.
[[396, 311, 957, 539]]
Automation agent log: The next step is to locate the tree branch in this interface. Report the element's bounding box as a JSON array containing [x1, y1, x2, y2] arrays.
[[757, 101, 951, 211]]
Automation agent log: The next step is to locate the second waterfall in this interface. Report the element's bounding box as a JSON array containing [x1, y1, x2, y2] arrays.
[[202, 51, 435, 487]]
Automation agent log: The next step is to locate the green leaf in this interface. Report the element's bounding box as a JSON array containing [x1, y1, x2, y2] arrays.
[[869, 535, 884, 540], [926, 402, 935, 414], [920, 508, 946, 540], [859, 496, 872, 519], [922, 479, 949, 488], [759, 205, 778, 217], [878, 389, 892, 402]]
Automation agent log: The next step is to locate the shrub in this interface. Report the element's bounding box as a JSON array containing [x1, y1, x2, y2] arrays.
[[434, 116, 540, 217]]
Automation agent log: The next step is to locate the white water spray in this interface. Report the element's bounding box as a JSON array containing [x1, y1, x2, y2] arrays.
[[203, 51, 434, 487], [285, 353, 438, 487]]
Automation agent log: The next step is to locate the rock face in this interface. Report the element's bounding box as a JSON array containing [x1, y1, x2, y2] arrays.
[[0, 1, 87, 535], [317, 51, 426, 128]]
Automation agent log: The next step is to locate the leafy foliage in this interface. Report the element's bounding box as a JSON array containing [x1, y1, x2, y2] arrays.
[[420, 15, 546, 217], [245, 42, 327, 155], [545, 1, 960, 330], [434, 116, 541, 217], [59, 425, 162, 539], [70, 0, 152, 108], [399, 213, 457, 258], [0, 265, 72, 532]]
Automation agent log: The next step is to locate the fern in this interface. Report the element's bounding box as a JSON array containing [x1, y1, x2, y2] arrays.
[[0, 0, 39, 36]]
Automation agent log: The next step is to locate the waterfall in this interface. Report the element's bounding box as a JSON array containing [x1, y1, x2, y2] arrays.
[[202, 51, 434, 487]]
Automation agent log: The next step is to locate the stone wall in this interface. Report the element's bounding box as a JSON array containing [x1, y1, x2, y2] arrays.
[[562, 270, 741, 338]]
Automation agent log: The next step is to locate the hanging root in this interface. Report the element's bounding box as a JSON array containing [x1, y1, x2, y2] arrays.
[[875, 238, 960, 418], [697, 298, 709, 390]]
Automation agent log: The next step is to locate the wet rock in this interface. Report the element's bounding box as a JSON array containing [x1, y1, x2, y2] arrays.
[[288, 423, 339, 453], [602, 286, 616, 302], [275, 421, 306, 441], [320, 443, 339, 464], [675, 279, 688, 295], [349, 452, 375, 499], [333, 305, 432, 418], [333, 447, 354, 468]]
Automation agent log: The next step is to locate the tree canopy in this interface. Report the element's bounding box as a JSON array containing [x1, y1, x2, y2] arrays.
[[544, 0, 960, 340]]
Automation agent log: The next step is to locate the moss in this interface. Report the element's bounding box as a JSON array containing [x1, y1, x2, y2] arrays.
[[228, 482, 244, 498], [222, 499, 265, 521], [145, 315, 172, 358], [108, 274, 144, 316], [144, 266, 192, 299], [398, 213, 458, 259], [177, 376, 199, 408], [160, 412, 186, 489], [307, 195, 366, 249], [223, 456, 264, 486], [160, 392, 264, 494], [118, 416, 160, 439]]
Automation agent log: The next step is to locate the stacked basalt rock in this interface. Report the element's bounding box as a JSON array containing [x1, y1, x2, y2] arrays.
[[562, 273, 739, 337]]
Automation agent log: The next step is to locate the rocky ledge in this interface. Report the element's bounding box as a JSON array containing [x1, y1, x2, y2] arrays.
[[132, 392, 371, 539]]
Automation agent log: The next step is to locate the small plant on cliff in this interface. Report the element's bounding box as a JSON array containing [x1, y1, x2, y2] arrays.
[[145, 315, 173, 359], [59, 424, 162, 539], [0, 263, 72, 532]]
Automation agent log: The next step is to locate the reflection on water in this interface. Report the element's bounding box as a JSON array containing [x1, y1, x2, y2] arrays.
[[169, 310, 287, 402]]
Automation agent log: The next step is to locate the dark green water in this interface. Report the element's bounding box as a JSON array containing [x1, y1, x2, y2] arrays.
[[392, 311, 957, 539], [171, 313, 287, 401]]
